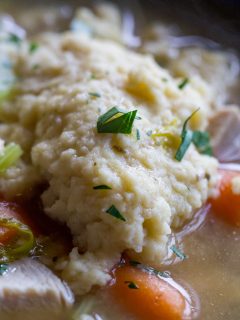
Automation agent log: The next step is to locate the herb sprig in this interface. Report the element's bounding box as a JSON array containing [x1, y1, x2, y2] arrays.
[[106, 205, 126, 221], [97, 107, 137, 134], [178, 78, 189, 90], [175, 109, 212, 161]]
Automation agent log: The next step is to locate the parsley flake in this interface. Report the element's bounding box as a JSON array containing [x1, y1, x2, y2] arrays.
[[125, 281, 139, 289], [8, 33, 21, 45], [175, 109, 212, 161], [89, 92, 101, 98], [170, 245, 187, 260], [93, 185, 112, 190], [0, 264, 8, 275], [192, 131, 212, 155], [106, 205, 126, 221], [29, 42, 39, 54], [178, 78, 189, 90], [136, 129, 140, 140], [97, 107, 137, 134]]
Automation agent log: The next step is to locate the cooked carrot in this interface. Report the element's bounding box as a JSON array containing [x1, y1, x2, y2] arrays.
[[109, 265, 186, 320], [210, 170, 240, 227]]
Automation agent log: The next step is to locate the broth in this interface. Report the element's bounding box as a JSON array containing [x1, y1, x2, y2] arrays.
[[0, 1, 240, 319]]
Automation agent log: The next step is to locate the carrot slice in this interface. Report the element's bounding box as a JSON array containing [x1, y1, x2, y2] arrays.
[[210, 170, 240, 227], [109, 265, 186, 320]]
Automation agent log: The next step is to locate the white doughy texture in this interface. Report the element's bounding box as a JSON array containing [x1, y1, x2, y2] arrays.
[[0, 32, 218, 294]]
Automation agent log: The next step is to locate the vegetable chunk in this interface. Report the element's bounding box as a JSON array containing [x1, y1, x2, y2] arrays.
[[110, 265, 186, 320], [210, 170, 240, 227]]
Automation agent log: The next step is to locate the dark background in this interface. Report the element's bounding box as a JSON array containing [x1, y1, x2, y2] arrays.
[[138, 0, 240, 49], [2, 0, 240, 49]]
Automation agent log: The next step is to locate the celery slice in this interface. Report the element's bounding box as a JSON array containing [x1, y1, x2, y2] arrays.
[[0, 218, 35, 263], [0, 143, 23, 173]]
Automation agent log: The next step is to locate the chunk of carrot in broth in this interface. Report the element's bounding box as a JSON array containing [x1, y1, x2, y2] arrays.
[[109, 265, 186, 320], [210, 170, 240, 227]]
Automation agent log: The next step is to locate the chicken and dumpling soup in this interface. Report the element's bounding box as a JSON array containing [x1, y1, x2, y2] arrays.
[[0, 1, 239, 319]]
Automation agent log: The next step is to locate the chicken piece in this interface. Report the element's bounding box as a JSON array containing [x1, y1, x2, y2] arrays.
[[208, 106, 240, 163], [0, 258, 74, 320]]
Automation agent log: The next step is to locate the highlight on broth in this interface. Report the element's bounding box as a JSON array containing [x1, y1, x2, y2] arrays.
[[0, 1, 239, 320]]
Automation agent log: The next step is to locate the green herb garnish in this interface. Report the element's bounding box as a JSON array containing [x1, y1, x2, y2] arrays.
[[192, 131, 212, 155], [106, 205, 126, 221], [129, 260, 170, 278], [170, 245, 186, 260], [97, 107, 137, 134], [29, 42, 39, 54], [136, 129, 140, 140], [8, 33, 21, 45], [178, 78, 189, 90], [0, 264, 8, 275], [89, 92, 101, 98], [93, 185, 112, 190], [175, 109, 212, 161], [0, 143, 23, 173], [125, 281, 139, 289]]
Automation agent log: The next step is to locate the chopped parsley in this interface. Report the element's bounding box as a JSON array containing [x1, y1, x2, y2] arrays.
[[97, 107, 137, 134], [0, 264, 8, 275], [8, 33, 21, 45], [106, 205, 126, 221], [124, 281, 139, 289], [88, 92, 101, 98], [93, 185, 112, 190], [170, 245, 187, 260], [136, 129, 140, 140], [175, 109, 212, 161], [178, 78, 189, 90], [129, 260, 171, 278], [29, 42, 39, 54], [192, 131, 212, 155]]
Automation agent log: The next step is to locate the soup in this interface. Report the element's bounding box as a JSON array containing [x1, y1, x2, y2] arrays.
[[0, 1, 239, 320]]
